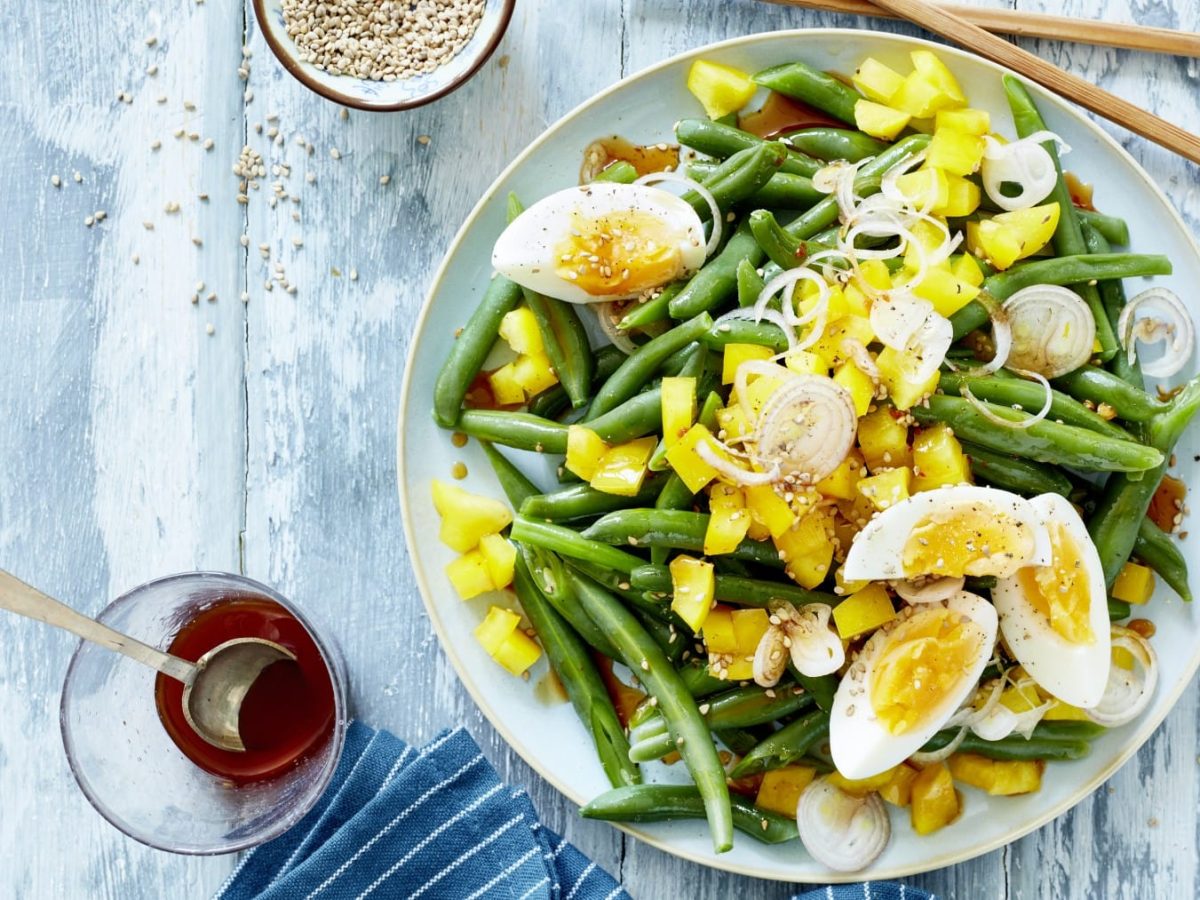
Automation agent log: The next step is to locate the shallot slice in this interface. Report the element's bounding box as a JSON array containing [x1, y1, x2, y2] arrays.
[[753, 602, 845, 687], [1003, 284, 1095, 378], [1087, 626, 1158, 727], [981, 131, 1069, 212], [754, 375, 857, 485], [1117, 286, 1195, 379], [796, 777, 891, 873]]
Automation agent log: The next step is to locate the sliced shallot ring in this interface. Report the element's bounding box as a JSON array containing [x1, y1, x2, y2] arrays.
[[696, 441, 780, 487], [756, 267, 830, 326], [946, 291, 1012, 377], [908, 725, 969, 766], [1087, 626, 1158, 727], [905, 312, 955, 384], [870, 292, 935, 351], [797, 777, 891, 873], [754, 375, 857, 484], [980, 132, 1068, 212], [1003, 284, 1096, 378], [785, 603, 845, 677], [891, 576, 965, 604], [1117, 286, 1195, 379], [635, 171, 723, 257], [963, 368, 1052, 430], [597, 301, 640, 354], [842, 337, 881, 382]]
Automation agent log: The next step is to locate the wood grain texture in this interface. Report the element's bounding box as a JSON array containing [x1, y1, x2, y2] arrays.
[[0, 0, 1198, 896]]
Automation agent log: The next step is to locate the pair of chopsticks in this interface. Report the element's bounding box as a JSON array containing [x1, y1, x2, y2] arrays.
[[764, 0, 1200, 165]]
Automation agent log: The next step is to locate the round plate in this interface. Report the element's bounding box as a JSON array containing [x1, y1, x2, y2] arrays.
[[398, 29, 1200, 882]]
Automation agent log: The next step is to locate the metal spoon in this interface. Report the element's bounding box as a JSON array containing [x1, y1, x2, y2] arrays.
[[0, 568, 295, 752]]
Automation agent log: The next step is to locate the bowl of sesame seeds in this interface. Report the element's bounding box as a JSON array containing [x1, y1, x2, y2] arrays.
[[255, 0, 513, 111]]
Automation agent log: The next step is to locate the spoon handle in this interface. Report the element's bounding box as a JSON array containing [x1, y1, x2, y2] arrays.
[[0, 569, 197, 684]]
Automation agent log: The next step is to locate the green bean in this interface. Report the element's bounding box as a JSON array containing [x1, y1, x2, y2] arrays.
[[514, 555, 639, 788], [581, 785, 798, 845], [618, 282, 686, 333], [591, 160, 638, 184], [684, 141, 791, 217], [668, 219, 766, 321], [519, 545, 622, 659], [1134, 518, 1191, 602], [687, 160, 824, 210], [736, 257, 766, 309], [1108, 597, 1132, 621], [983, 253, 1172, 301], [716, 727, 763, 756], [911, 395, 1163, 473], [519, 477, 664, 523], [949, 299, 991, 342], [457, 409, 569, 453], [1080, 222, 1142, 389], [528, 345, 626, 419], [749, 209, 826, 271], [728, 709, 831, 778], [923, 720, 1105, 761], [651, 472, 697, 565], [753, 61, 861, 126], [675, 118, 822, 178], [630, 564, 837, 609], [782, 126, 889, 162], [702, 318, 790, 352], [1053, 367, 1168, 423], [587, 314, 713, 420], [679, 659, 733, 698], [639, 608, 686, 665], [582, 509, 784, 568], [587, 387, 664, 443], [572, 576, 733, 852], [790, 667, 837, 713], [511, 516, 644, 575], [479, 440, 542, 507], [1089, 378, 1200, 584], [959, 441, 1073, 498], [1077, 208, 1129, 247], [938, 372, 1134, 442], [432, 275, 523, 427]]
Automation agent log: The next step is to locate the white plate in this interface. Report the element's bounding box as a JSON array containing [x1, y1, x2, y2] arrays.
[[398, 29, 1200, 882]]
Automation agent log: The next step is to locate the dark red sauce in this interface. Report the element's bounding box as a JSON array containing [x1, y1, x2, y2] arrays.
[[154, 594, 336, 785]]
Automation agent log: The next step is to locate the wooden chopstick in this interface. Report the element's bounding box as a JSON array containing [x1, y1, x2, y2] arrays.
[[761, 0, 1200, 58], [859, 0, 1200, 165]]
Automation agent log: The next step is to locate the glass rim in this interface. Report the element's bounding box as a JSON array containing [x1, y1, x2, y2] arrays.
[[59, 570, 349, 855]]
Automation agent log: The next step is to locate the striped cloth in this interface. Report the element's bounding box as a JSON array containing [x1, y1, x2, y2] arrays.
[[217, 722, 630, 900], [795, 887, 934, 900]]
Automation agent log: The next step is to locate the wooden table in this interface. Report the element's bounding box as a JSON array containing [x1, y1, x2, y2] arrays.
[[2, 0, 1197, 896]]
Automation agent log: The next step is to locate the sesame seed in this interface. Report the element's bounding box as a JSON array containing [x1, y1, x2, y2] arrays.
[[379, 174, 390, 186], [50, 174, 61, 187], [72, 171, 82, 183], [205, 323, 215, 335]]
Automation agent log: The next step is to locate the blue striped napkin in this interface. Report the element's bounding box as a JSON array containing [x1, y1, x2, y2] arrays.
[[217, 721, 631, 900]]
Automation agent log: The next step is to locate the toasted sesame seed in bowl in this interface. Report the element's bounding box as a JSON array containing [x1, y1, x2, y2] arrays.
[[253, 0, 514, 112]]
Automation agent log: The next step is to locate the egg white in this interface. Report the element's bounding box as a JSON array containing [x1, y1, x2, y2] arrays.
[[992, 492, 1111, 709], [491, 182, 706, 304], [830, 591, 998, 779], [841, 484, 1053, 582]]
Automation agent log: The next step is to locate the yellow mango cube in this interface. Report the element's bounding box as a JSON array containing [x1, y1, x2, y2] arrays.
[[492, 629, 543, 675], [755, 765, 817, 817], [852, 57, 906, 104], [566, 425, 610, 481], [478, 533, 517, 589], [742, 367, 790, 415], [783, 349, 826, 376], [951, 252, 984, 287], [834, 562, 870, 598], [687, 59, 757, 119], [858, 466, 912, 512], [857, 406, 912, 472], [913, 423, 972, 491], [474, 606, 520, 653], [834, 282, 871, 319], [432, 480, 513, 553], [877, 346, 941, 410], [670, 555, 716, 632], [966, 203, 1061, 271], [488, 362, 527, 406], [512, 352, 558, 396], [833, 583, 896, 639], [910, 761, 961, 835], [705, 484, 751, 555], [591, 436, 657, 496], [854, 99, 911, 140], [934, 173, 982, 218], [499, 307, 544, 356], [701, 604, 738, 654], [732, 607, 770, 656], [1113, 561, 1155, 604], [722, 342, 774, 385], [665, 423, 725, 493], [715, 403, 753, 442], [834, 361, 875, 417], [913, 262, 980, 317], [855, 258, 894, 293], [927, 128, 985, 176], [911, 50, 966, 105], [812, 315, 874, 370], [775, 509, 835, 589], [949, 753, 1043, 796], [892, 71, 958, 119], [745, 484, 797, 538], [1042, 700, 1091, 722], [935, 107, 990, 136], [894, 167, 949, 211], [816, 451, 865, 502], [880, 763, 921, 807], [828, 767, 899, 797], [447, 550, 496, 600], [661, 376, 698, 450]]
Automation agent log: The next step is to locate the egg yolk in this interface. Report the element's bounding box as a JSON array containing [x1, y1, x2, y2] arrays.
[[1016, 521, 1094, 645], [901, 502, 1036, 578], [553, 209, 690, 296], [869, 608, 987, 735]]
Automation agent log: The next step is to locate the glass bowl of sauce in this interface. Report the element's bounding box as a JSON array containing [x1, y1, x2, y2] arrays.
[[60, 572, 348, 854]]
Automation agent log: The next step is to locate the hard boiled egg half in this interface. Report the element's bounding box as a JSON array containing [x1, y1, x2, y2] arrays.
[[841, 485, 1053, 582], [831, 591, 998, 779], [992, 493, 1111, 709], [491, 183, 707, 304]]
